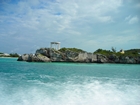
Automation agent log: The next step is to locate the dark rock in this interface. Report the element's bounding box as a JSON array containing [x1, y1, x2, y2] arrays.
[[36, 48, 51, 58], [27, 54, 50, 62], [17, 54, 30, 61], [17, 48, 140, 64], [75, 53, 97, 63], [97, 54, 108, 63]]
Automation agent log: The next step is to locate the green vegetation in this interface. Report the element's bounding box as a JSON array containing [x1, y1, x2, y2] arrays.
[[9, 53, 19, 57], [111, 47, 116, 53], [59, 47, 86, 53], [94, 48, 140, 57], [94, 49, 113, 56], [0, 52, 19, 57], [0, 52, 4, 54], [124, 49, 140, 57], [58, 47, 140, 57]]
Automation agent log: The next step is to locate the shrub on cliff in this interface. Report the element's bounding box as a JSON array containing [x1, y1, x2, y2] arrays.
[[94, 48, 140, 57], [93, 49, 113, 56], [124, 49, 140, 57], [59, 47, 86, 53]]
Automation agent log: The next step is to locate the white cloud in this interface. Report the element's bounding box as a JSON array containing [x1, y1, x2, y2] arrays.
[[5, 0, 121, 36], [1, 0, 140, 53], [125, 15, 139, 24], [136, 3, 140, 8], [128, 16, 139, 24], [97, 16, 113, 23], [1, 0, 123, 30], [125, 15, 131, 21]]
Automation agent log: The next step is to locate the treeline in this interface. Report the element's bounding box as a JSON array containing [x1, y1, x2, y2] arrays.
[[9, 53, 20, 57], [59, 47, 86, 53], [0, 52, 19, 57], [94, 48, 140, 57], [58, 47, 140, 57], [1, 48, 140, 58]]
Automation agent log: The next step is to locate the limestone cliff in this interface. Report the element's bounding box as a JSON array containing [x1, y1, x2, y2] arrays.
[[17, 48, 140, 64]]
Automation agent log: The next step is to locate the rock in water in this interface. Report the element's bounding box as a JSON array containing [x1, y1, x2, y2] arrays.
[[17, 54, 30, 61], [17, 48, 140, 64]]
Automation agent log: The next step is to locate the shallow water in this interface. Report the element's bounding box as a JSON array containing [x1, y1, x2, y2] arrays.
[[0, 58, 140, 105]]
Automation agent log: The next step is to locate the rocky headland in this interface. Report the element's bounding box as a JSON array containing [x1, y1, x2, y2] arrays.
[[17, 48, 140, 64]]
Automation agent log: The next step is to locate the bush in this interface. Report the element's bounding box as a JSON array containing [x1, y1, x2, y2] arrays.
[[59, 47, 85, 53], [93, 49, 113, 56], [94, 48, 140, 57], [0, 52, 4, 54], [9, 53, 19, 57]]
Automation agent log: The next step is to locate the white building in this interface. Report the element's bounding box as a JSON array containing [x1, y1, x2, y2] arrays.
[[50, 42, 61, 50]]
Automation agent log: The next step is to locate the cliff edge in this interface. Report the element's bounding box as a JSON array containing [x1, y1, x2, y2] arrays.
[[17, 48, 140, 64]]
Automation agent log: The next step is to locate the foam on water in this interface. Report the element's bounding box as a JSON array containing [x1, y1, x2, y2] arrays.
[[0, 75, 140, 105], [0, 58, 140, 105]]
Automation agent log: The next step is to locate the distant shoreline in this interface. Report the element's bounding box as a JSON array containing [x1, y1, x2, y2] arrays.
[[0, 57, 18, 58]]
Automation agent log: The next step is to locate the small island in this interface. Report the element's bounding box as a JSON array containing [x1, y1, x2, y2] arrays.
[[17, 47, 140, 64], [0, 52, 19, 58]]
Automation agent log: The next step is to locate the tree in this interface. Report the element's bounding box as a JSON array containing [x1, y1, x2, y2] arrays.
[[0, 52, 4, 54], [111, 47, 116, 53], [59, 47, 85, 53], [9, 53, 19, 57]]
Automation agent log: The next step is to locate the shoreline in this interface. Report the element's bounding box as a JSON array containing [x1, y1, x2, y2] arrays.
[[0, 57, 18, 58], [16, 48, 140, 64], [17, 60, 140, 65]]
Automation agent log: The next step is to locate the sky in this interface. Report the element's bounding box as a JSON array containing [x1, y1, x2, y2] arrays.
[[0, 0, 140, 54]]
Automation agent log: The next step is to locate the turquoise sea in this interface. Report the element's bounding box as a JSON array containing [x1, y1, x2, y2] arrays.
[[0, 58, 140, 105]]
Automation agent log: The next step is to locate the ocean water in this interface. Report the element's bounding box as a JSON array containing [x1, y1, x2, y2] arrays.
[[0, 58, 140, 105]]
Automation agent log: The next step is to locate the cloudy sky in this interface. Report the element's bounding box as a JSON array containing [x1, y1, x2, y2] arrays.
[[0, 0, 140, 54]]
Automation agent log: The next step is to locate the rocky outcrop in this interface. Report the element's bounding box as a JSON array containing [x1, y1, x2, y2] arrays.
[[17, 54, 30, 61], [18, 53, 50, 62], [108, 54, 140, 64], [27, 53, 50, 62], [75, 53, 97, 63], [17, 48, 140, 64], [36, 48, 51, 58]]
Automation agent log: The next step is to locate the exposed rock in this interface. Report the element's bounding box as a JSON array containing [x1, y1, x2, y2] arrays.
[[17, 54, 30, 61], [36, 48, 51, 58], [17, 48, 140, 64], [75, 53, 97, 63], [64, 50, 78, 62], [50, 49, 64, 61], [96, 54, 108, 63], [27, 54, 50, 62]]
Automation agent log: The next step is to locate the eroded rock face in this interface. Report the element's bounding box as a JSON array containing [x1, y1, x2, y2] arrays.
[[17, 54, 30, 61], [75, 53, 97, 63], [36, 48, 51, 57], [96, 54, 108, 63], [17, 48, 140, 64], [17, 53, 50, 62], [27, 54, 50, 62], [50, 49, 65, 61], [119, 56, 137, 64]]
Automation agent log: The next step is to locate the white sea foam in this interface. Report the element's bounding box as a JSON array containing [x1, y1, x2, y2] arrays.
[[0, 58, 140, 105], [0, 77, 140, 105]]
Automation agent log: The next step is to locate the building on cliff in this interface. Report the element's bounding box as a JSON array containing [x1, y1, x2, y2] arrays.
[[120, 49, 125, 54], [50, 42, 61, 50]]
